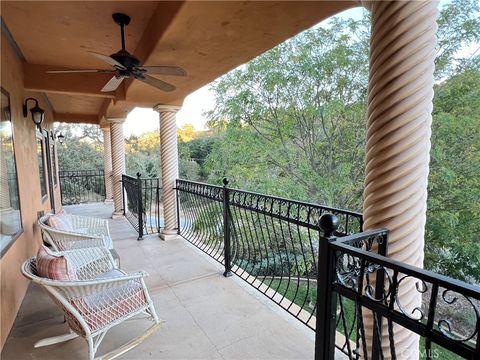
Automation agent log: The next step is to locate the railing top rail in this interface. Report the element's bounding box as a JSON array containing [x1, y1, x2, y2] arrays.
[[229, 187, 363, 218], [337, 228, 389, 244], [176, 178, 363, 220], [332, 239, 480, 299], [59, 169, 104, 174], [176, 178, 224, 191]]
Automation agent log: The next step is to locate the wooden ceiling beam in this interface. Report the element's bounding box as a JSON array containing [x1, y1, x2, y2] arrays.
[[53, 112, 99, 125]]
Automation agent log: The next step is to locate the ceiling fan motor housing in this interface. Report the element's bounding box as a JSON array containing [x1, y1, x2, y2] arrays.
[[110, 50, 140, 69]]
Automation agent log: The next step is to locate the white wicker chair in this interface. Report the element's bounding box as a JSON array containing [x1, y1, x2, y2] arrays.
[[21, 247, 161, 360], [38, 214, 120, 265], [39, 214, 113, 251]]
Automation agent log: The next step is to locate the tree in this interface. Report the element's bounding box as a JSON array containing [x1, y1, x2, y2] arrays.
[[177, 124, 197, 142], [207, 16, 370, 209], [56, 124, 103, 171], [435, 0, 480, 80], [426, 67, 480, 282]]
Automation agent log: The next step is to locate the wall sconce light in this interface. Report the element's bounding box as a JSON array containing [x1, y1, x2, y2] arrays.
[[23, 97, 45, 127], [57, 132, 65, 144]]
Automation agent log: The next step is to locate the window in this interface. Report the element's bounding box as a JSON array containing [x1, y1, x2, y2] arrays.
[[1, 87, 23, 255], [37, 133, 48, 200]]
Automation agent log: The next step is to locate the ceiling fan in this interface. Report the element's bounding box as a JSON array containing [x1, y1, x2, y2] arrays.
[[47, 13, 186, 93]]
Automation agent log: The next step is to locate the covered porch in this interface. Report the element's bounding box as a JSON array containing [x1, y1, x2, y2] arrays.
[[3, 1, 479, 359], [1, 203, 316, 360]]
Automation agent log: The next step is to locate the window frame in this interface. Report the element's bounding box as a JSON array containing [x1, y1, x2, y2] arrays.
[[50, 137, 58, 187], [36, 130, 48, 202], [0, 87, 24, 257]]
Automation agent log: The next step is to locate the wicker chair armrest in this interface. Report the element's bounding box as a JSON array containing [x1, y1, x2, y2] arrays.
[[44, 271, 149, 300]]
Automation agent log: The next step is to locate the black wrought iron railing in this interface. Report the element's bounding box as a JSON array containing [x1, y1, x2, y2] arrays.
[[122, 173, 162, 239], [59, 169, 105, 205], [176, 178, 363, 329], [321, 221, 480, 360], [176, 178, 480, 360]]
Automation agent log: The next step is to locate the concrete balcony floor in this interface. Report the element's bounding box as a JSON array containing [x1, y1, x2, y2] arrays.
[[2, 203, 316, 360]]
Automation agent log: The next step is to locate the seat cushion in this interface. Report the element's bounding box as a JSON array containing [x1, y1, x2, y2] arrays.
[[47, 212, 74, 232], [72, 272, 146, 332], [36, 245, 77, 281]]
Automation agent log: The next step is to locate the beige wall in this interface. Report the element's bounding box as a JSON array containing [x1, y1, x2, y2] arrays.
[[0, 31, 61, 349]]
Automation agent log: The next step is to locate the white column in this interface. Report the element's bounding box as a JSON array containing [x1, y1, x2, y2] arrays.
[[107, 118, 126, 219], [101, 125, 114, 203], [362, 1, 438, 358], [154, 104, 180, 240]]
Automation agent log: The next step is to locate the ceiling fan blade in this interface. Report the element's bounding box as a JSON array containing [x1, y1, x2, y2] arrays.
[[47, 69, 115, 74], [140, 66, 187, 76], [88, 51, 126, 70], [138, 75, 176, 92], [101, 76, 125, 92]]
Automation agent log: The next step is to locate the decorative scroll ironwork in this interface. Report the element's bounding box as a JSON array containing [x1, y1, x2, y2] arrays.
[[122, 174, 162, 239], [59, 169, 105, 205], [331, 231, 480, 360], [176, 179, 223, 201], [176, 178, 363, 330]]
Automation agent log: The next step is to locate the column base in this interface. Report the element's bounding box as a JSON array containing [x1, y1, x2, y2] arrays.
[[111, 211, 124, 220], [159, 229, 179, 241]]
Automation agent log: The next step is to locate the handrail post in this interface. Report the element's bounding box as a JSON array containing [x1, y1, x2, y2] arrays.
[[137, 172, 144, 241], [121, 174, 126, 216], [175, 179, 180, 235], [315, 213, 339, 360], [222, 177, 232, 277], [371, 232, 388, 360]]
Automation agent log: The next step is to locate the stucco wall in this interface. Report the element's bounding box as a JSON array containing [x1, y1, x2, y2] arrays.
[[0, 31, 61, 349]]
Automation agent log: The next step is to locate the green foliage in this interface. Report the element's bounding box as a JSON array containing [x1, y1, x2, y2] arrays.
[[57, 125, 205, 181], [125, 132, 160, 178], [56, 124, 103, 171], [206, 16, 370, 209], [435, 0, 480, 79], [426, 68, 480, 283]]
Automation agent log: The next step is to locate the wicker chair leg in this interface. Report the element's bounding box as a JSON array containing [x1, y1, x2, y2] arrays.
[[94, 322, 163, 360], [34, 331, 79, 348], [87, 335, 95, 360]]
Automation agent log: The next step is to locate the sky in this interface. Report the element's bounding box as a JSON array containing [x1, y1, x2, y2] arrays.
[[123, 85, 215, 136], [123, 0, 476, 137]]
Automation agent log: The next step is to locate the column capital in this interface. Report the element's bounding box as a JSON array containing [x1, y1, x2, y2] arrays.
[[106, 117, 126, 124], [100, 125, 111, 132], [153, 104, 181, 113]]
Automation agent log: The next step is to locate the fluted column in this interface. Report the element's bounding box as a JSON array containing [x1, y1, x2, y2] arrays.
[[154, 104, 180, 240], [362, 1, 438, 358], [107, 118, 126, 219], [101, 125, 114, 204]]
